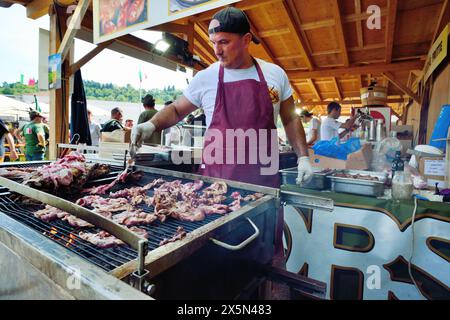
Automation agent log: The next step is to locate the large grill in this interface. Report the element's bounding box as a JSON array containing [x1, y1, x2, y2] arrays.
[[0, 160, 281, 299], [0, 168, 261, 272]]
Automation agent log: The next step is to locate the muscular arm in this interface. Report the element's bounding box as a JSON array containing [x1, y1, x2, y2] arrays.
[[279, 96, 309, 158], [341, 115, 358, 130], [149, 96, 198, 131], [5, 133, 18, 160]]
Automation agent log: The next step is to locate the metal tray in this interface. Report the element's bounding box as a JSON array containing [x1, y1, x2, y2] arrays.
[[327, 170, 388, 197], [279, 167, 335, 190]]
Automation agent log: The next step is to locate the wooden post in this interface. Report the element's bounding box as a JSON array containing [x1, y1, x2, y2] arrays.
[[48, 6, 71, 160]]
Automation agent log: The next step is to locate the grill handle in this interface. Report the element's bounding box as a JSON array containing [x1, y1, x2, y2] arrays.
[[209, 218, 259, 251]]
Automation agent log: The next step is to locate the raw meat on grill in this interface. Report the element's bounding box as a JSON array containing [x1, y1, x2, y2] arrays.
[[34, 205, 69, 222], [112, 210, 158, 227], [8, 152, 111, 193], [201, 181, 227, 197], [76, 195, 131, 212], [109, 178, 165, 199], [62, 215, 94, 228], [159, 226, 187, 246], [78, 230, 124, 248], [0, 167, 36, 180], [82, 162, 143, 195], [243, 193, 264, 201], [128, 226, 148, 239]]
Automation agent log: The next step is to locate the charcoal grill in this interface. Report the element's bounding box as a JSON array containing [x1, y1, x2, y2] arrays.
[[0, 160, 282, 298]]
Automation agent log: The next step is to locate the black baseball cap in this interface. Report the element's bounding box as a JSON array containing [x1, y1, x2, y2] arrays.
[[300, 109, 314, 117], [208, 7, 260, 44]]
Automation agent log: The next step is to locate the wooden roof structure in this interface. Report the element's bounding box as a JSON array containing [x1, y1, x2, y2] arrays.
[[1, 0, 449, 120]]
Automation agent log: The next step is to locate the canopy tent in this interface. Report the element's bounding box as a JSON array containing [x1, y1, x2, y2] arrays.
[[0, 94, 38, 122]]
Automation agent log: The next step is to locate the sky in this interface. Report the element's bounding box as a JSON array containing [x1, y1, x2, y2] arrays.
[[0, 4, 194, 90]]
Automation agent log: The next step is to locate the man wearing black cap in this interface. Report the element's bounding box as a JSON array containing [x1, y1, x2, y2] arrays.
[[137, 94, 161, 144], [132, 6, 312, 185]]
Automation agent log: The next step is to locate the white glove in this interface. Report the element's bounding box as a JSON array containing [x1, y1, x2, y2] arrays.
[[296, 156, 313, 184], [131, 121, 156, 148]]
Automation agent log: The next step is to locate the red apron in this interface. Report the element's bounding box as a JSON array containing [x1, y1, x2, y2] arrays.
[[199, 60, 286, 292], [198, 59, 280, 188]]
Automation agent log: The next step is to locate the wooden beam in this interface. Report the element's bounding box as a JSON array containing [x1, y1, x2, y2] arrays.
[[194, 22, 217, 63], [385, 0, 398, 63], [69, 40, 113, 76], [432, 0, 449, 43], [331, 0, 349, 67], [287, 60, 424, 79], [193, 0, 282, 22], [354, 0, 364, 49], [332, 77, 343, 100], [187, 22, 195, 55], [57, 0, 90, 61], [194, 34, 216, 64], [344, 8, 388, 23], [311, 49, 342, 57], [301, 19, 335, 31], [258, 27, 291, 38], [299, 98, 405, 106], [307, 79, 321, 101], [382, 72, 420, 103], [148, 22, 190, 35], [26, 0, 75, 19], [282, 0, 314, 70]]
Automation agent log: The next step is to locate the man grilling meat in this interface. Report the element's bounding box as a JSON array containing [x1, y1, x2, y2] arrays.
[[131, 7, 312, 298]]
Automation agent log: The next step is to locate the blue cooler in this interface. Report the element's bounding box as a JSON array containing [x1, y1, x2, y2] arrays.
[[430, 105, 450, 151]]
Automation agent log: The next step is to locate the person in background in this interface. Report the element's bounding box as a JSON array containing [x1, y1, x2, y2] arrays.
[[43, 119, 50, 160], [320, 102, 358, 141], [137, 94, 161, 145], [19, 111, 46, 161], [101, 107, 130, 133], [125, 119, 134, 129], [132, 7, 313, 299], [0, 119, 18, 163], [87, 109, 101, 147], [340, 119, 359, 142], [300, 109, 321, 146]]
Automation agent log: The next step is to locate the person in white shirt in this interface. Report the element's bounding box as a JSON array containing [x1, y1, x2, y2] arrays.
[[300, 109, 321, 145], [87, 110, 101, 147], [132, 7, 313, 186], [321, 102, 358, 141]]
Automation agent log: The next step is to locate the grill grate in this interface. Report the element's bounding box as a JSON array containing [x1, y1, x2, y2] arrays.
[[0, 164, 257, 272]]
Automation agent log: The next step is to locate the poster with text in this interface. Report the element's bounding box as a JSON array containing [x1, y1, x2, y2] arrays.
[[94, 0, 241, 44]]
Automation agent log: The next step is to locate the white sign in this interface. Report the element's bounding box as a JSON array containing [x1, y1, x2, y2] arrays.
[[424, 160, 447, 176], [94, 0, 242, 44]]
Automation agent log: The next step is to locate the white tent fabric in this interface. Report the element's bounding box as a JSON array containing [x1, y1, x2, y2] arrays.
[[0, 95, 49, 122]]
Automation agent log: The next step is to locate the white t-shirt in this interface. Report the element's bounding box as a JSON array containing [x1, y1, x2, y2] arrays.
[[307, 118, 321, 142], [184, 58, 293, 128], [321, 117, 342, 141], [89, 122, 101, 146]]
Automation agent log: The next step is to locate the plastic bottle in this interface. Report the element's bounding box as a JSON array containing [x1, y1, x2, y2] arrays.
[[391, 153, 413, 200]]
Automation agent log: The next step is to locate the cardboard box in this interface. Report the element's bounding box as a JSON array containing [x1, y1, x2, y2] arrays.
[[360, 86, 387, 106], [98, 142, 129, 159], [309, 143, 373, 170], [419, 156, 446, 188], [101, 130, 130, 143]]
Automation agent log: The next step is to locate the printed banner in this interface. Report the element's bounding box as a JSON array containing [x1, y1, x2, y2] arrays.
[[424, 24, 448, 82], [48, 53, 62, 90], [94, 0, 241, 44]]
